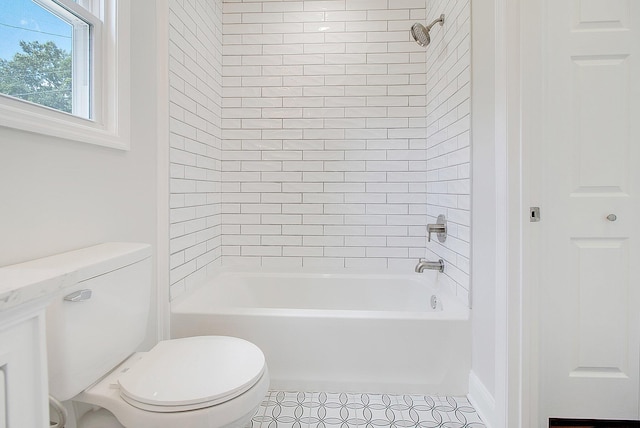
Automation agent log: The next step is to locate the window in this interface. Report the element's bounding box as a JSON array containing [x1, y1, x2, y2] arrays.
[[0, 0, 130, 150]]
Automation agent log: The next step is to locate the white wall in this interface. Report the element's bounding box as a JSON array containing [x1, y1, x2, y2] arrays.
[[168, 0, 224, 299], [0, 0, 160, 346], [220, 0, 430, 270], [469, 0, 498, 425], [425, 0, 471, 301]]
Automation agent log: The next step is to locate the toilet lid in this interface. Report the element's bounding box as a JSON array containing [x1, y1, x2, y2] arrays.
[[117, 336, 266, 411]]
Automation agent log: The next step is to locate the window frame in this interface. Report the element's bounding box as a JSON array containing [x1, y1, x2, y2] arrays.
[[0, 0, 130, 150]]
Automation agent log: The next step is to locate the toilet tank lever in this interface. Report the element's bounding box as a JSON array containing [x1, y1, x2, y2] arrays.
[[64, 289, 92, 302]]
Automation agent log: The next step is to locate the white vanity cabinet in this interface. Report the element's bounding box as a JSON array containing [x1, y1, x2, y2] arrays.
[[0, 267, 76, 428], [0, 301, 50, 428]]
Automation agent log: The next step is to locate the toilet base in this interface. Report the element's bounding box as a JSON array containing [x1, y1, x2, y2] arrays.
[[79, 408, 125, 428], [76, 407, 257, 428], [68, 403, 259, 428]]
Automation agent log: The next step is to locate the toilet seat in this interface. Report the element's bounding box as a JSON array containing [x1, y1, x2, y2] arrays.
[[76, 347, 270, 428], [117, 336, 266, 413]]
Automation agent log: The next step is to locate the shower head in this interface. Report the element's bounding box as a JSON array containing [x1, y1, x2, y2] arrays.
[[411, 14, 445, 47]]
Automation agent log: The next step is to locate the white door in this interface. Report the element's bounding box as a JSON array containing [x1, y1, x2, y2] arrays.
[[539, 0, 640, 423]]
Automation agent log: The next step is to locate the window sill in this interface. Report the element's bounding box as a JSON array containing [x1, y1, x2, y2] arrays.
[[0, 91, 130, 151]]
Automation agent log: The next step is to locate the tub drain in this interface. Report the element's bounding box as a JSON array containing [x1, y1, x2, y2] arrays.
[[430, 295, 438, 310]]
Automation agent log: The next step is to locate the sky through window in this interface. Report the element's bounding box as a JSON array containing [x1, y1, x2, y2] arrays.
[[0, 0, 72, 60]]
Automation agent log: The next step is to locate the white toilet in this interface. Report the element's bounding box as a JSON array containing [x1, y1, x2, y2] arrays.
[[45, 242, 269, 428]]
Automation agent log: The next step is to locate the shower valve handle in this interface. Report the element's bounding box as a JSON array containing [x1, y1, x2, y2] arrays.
[[427, 215, 447, 243]]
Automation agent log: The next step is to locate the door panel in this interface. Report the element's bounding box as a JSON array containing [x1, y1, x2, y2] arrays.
[[572, 56, 629, 191], [570, 238, 628, 374], [540, 0, 639, 422]]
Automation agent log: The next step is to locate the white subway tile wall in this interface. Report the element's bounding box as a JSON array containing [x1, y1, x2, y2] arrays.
[[168, 0, 472, 301], [222, 0, 430, 270], [169, 0, 224, 298], [424, 0, 471, 300]]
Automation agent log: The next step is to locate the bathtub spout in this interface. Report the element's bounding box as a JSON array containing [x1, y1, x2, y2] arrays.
[[415, 258, 445, 273]]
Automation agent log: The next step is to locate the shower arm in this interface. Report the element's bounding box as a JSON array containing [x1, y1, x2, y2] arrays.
[[425, 14, 445, 31]]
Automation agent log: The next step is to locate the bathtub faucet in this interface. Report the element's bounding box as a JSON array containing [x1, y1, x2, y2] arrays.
[[415, 258, 445, 273]]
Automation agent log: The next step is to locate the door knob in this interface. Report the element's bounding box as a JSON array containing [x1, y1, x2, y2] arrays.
[[606, 214, 617, 222]]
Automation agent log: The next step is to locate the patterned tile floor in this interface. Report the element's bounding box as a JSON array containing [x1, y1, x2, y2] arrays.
[[248, 391, 486, 428]]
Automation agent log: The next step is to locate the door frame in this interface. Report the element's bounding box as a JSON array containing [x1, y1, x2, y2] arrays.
[[511, 0, 543, 424], [496, 0, 544, 426], [518, 0, 544, 423]]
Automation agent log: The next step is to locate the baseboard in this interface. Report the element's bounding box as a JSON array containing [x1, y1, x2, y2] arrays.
[[468, 371, 496, 428]]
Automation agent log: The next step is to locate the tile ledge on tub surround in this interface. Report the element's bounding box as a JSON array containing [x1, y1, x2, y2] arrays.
[[209, 263, 443, 276]]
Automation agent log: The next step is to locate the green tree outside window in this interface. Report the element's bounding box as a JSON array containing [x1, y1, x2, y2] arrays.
[[0, 40, 72, 113]]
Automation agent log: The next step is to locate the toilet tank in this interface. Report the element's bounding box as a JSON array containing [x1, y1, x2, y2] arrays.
[[45, 243, 152, 401]]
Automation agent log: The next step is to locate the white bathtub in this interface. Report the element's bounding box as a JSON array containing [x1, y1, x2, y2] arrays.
[[170, 270, 470, 394]]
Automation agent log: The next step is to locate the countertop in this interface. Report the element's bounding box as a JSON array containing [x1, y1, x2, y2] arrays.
[[0, 266, 76, 312]]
